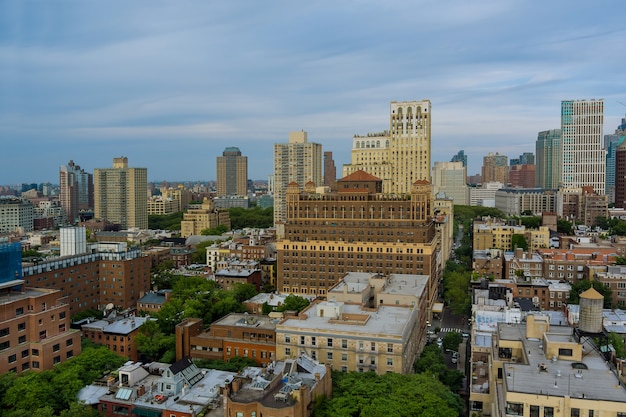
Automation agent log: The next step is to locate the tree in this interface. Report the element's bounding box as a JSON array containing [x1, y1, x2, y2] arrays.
[[314, 371, 463, 417], [567, 279, 613, 308], [511, 234, 528, 251], [229, 206, 273, 229], [232, 283, 258, 303], [520, 215, 541, 229], [442, 331, 462, 352], [135, 319, 175, 362], [443, 270, 471, 316], [557, 219, 573, 234], [200, 224, 229, 235], [276, 294, 310, 313]]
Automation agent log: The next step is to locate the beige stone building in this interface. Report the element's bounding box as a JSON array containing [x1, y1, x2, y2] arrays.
[[180, 198, 230, 237], [342, 100, 432, 194], [273, 131, 323, 225], [276, 299, 421, 375], [469, 314, 626, 417], [473, 218, 550, 251], [94, 157, 148, 229]]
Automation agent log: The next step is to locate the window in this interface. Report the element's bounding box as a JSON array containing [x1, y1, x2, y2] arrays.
[[558, 348, 573, 357], [53, 356, 61, 364], [15, 307, 24, 316], [387, 357, 393, 366], [32, 348, 39, 356], [18, 335, 26, 344], [506, 402, 523, 416], [285, 335, 291, 344], [341, 339, 347, 349], [327, 338, 333, 347], [311, 336, 316, 346], [544, 407, 554, 417], [53, 343, 60, 352], [21, 363, 30, 371], [571, 409, 580, 417], [0, 327, 8, 337], [66, 339, 73, 346], [0, 341, 9, 350], [18, 322, 25, 331], [327, 352, 333, 360], [21, 349, 28, 358], [285, 347, 291, 356], [300, 336, 305, 345], [32, 361, 40, 369], [8, 354, 16, 363], [341, 353, 348, 361], [387, 343, 393, 353]]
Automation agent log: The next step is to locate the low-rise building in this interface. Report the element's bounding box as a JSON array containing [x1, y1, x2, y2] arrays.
[[81, 315, 153, 361], [226, 354, 332, 417], [137, 290, 172, 313], [175, 314, 278, 366], [276, 298, 420, 374]]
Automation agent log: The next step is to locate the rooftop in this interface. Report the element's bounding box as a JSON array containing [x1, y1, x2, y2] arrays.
[[499, 322, 626, 403]]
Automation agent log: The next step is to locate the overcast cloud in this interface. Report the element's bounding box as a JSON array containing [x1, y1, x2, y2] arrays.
[[2, 0, 626, 183]]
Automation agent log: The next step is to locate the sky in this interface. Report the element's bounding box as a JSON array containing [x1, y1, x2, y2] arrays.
[[2, 0, 626, 185]]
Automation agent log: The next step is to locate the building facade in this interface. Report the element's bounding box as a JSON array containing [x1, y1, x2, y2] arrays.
[[343, 100, 432, 194], [0, 197, 34, 233], [536, 129, 562, 189], [180, 198, 231, 237], [560, 99, 605, 194], [273, 131, 323, 225], [59, 160, 93, 224], [432, 161, 468, 205], [216, 147, 248, 197], [482, 152, 509, 184], [276, 172, 440, 314], [94, 157, 148, 229]]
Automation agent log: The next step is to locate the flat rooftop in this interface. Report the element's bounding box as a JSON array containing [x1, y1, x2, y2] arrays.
[[279, 302, 413, 341], [499, 323, 626, 402]]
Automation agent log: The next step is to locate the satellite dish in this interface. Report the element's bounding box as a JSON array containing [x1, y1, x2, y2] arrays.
[[105, 303, 114, 311]]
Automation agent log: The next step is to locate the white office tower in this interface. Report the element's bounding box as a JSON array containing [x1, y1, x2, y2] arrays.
[[60, 226, 87, 257], [560, 99, 605, 194], [432, 161, 468, 204]]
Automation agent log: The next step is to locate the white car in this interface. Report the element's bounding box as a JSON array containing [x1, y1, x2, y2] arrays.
[[451, 351, 458, 364], [436, 338, 443, 348]]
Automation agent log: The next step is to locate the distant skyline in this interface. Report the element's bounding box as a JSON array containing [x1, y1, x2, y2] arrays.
[[2, 1, 626, 184]]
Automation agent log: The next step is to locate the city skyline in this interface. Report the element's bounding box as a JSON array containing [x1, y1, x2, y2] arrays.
[[2, 1, 626, 184]]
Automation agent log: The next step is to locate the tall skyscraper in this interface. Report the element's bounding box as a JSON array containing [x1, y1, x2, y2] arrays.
[[615, 141, 626, 209], [432, 161, 468, 204], [343, 100, 432, 194], [482, 152, 508, 184], [94, 157, 148, 229], [323, 151, 337, 189], [59, 160, 93, 224], [560, 99, 605, 194], [536, 129, 562, 188], [216, 147, 248, 196], [604, 114, 626, 203], [273, 131, 322, 224], [450, 150, 468, 167]]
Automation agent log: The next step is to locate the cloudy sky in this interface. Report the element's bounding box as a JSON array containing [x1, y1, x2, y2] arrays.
[[2, 0, 626, 184]]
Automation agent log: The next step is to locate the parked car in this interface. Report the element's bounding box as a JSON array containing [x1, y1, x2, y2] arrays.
[[436, 338, 443, 348], [451, 351, 458, 364]]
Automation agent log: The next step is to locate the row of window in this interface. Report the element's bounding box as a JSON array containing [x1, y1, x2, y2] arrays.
[[283, 336, 394, 353]]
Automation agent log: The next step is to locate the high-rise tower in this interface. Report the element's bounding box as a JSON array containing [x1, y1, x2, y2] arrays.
[[94, 157, 148, 229], [560, 99, 605, 194], [343, 100, 432, 194], [216, 147, 248, 196], [536, 129, 562, 189], [273, 131, 322, 225], [59, 160, 93, 224], [482, 152, 509, 184]]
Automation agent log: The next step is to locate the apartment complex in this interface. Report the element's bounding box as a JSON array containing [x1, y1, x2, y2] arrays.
[[59, 160, 93, 224], [276, 298, 421, 375], [22, 243, 151, 312], [536, 129, 562, 189], [0, 197, 34, 233], [81, 316, 152, 361], [276, 171, 440, 313], [560, 99, 605, 194], [468, 313, 626, 417], [432, 161, 468, 204], [273, 131, 323, 225], [495, 188, 558, 216], [180, 198, 230, 237], [94, 157, 148, 229], [343, 100, 432, 194], [473, 218, 550, 251], [482, 152, 509, 184], [175, 314, 277, 366], [216, 146, 248, 197], [323, 151, 337, 189]]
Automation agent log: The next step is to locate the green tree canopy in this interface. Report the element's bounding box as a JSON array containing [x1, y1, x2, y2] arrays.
[[567, 279, 613, 308], [511, 234, 528, 251], [148, 212, 183, 230], [314, 371, 463, 417], [229, 206, 273, 229], [276, 294, 311, 312]]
